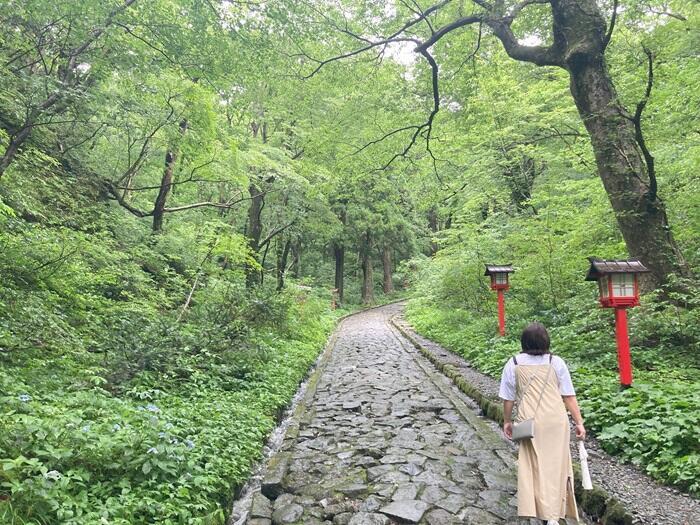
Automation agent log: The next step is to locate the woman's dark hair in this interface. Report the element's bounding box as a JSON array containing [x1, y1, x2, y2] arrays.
[[521, 322, 550, 355]]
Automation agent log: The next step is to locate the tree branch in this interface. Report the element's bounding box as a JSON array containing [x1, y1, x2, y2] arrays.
[[603, 0, 619, 50], [258, 219, 297, 250], [162, 196, 249, 213], [632, 46, 657, 202], [105, 181, 152, 217], [487, 18, 562, 66], [415, 15, 482, 52], [300, 0, 450, 78]]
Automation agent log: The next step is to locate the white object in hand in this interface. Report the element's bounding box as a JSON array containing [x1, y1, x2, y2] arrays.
[[578, 440, 593, 490]]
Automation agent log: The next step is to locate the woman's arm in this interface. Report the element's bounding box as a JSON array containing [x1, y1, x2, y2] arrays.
[[562, 395, 586, 439], [503, 400, 514, 439]]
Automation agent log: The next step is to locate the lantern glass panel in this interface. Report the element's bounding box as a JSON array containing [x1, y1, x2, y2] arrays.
[[494, 273, 507, 285], [611, 273, 635, 297], [599, 276, 609, 298]]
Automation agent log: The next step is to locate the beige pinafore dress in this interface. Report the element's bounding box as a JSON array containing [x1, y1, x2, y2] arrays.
[[515, 356, 579, 522]]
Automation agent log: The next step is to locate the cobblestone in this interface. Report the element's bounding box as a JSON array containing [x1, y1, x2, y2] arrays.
[[241, 305, 550, 524]]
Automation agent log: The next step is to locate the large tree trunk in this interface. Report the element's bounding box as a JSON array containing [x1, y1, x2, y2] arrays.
[[483, 0, 690, 289], [245, 183, 264, 287], [334, 243, 345, 303], [567, 56, 689, 289], [361, 231, 374, 305], [382, 246, 393, 294]]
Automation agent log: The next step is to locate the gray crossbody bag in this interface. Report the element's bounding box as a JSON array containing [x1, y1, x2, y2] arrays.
[[511, 354, 553, 442]]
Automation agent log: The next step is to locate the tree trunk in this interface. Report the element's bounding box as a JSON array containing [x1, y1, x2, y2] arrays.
[[567, 56, 689, 289], [152, 119, 187, 232], [245, 183, 264, 287], [382, 246, 393, 294], [427, 207, 439, 255], [484, 0, 690, 289], [361, 231, 374, 305], [334, 242, 345, 304], [291, 240, 301, 278], [0, 127, 32, 180], [152, 150, 176, 232], [333, 205, 347, 303], [277, 239, 291, 291]]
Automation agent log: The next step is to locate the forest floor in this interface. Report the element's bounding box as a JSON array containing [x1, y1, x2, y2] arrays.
[[233, 303, 584, 525]]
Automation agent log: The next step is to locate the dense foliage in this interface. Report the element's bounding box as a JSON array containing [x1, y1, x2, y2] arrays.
[[1, 0, 699, 521], [0, 176, 338, 522]]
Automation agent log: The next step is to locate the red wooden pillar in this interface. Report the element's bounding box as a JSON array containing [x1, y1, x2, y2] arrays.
[[497, 289, 506, 337], [614, 307, 633, 387]]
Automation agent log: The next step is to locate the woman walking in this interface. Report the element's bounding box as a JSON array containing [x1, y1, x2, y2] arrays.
[[499, 322, 585, 524]]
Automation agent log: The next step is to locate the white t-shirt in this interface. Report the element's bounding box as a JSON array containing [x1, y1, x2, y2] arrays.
[[498, 353, 575, 401]]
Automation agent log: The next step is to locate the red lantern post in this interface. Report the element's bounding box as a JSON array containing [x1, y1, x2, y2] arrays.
[[485, 264, 514, 337], [585, 257, 649, 387]]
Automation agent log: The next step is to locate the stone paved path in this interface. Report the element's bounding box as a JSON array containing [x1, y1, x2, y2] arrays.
[[245, 304, 536, 525]]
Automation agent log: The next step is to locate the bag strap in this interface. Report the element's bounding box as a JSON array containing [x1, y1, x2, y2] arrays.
[[514, 354, 554, 419], [532, 360, 554, 415]]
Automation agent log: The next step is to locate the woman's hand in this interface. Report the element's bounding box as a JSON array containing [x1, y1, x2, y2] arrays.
[[503, 421, 513, 440], [562, 395, 586, 440]]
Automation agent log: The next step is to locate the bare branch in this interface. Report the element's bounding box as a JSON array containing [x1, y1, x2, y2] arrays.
[[300, 0, 450, 78], [114, 22, 177, 65]]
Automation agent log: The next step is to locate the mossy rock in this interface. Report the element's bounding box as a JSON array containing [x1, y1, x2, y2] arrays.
[[602, 500, 633, 525], [580, 486, 608, 520]]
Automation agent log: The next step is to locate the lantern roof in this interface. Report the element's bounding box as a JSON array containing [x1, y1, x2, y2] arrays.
[[585, 257, 649, 281], [484, 264, 515, 276]]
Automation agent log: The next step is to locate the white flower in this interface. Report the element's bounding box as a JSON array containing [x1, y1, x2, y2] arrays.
[[45, 470, 62, 481], [113, 424, 122, 431], [147, 447, 159, 454], [18, 394, 31, 402]]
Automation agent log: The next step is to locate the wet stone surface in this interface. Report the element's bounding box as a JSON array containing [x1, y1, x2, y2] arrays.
[[245, 306, 530, 525]]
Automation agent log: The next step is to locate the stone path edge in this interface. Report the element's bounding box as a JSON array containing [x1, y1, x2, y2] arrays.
[[389, 315, 635, 525]]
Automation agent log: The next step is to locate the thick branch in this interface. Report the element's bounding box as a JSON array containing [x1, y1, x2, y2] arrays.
[[487, 18, 562, 66], [105, 182, 152, 217], [415, 15, 482, 52]]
